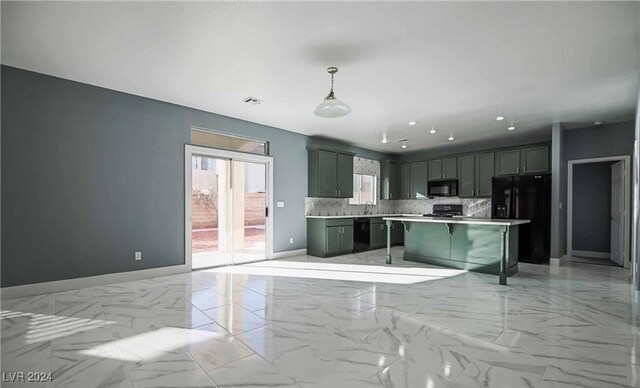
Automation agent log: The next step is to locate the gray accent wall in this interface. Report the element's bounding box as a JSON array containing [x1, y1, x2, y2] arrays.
[[564, 121, 635, 161], [552, 120, 635, 260], [1, 66, 389, 287], [572, 162, 613, 253]]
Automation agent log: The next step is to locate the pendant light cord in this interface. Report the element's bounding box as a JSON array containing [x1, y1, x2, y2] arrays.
[[330, 72, 334, 94]]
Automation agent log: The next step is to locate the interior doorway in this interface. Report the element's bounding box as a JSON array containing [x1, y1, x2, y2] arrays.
[[568, 156, 630, 268], [185, 145, 273, 270]]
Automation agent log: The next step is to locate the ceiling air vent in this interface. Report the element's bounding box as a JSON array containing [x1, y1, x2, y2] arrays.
[[242, 96, 263, 105]]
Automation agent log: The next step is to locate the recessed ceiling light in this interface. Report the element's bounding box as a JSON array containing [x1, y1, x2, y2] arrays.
[[409, 121, 416, 126], [495, 116, 505, 121], [594, 121, 603, 125], [430, 126, 437, 134], [448, 134, 455, 141], [401, 143, 407, 149], [381, 137, 388, 144], [507, 125, 516, 131], [398, 139, 408, 149]]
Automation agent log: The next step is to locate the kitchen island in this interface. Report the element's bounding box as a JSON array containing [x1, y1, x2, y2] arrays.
[[382, 216, 530, 285]]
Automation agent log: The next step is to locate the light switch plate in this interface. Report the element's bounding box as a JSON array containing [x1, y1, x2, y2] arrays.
[[277, 201, 285, 208]]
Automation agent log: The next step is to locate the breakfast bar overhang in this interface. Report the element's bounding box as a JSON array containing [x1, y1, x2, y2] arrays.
[[383, 216, 531, 285]]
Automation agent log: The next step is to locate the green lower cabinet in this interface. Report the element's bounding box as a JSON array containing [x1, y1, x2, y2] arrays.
[[370, 221, 386, 249], [403, 223, 450, 261], [402, 222, 520, 276], [307, 218, 354, 257], [392, 221, 404, 245], [449, 224, 519, 274], [325, 226, 342, 255], [341, 224, 354, 252]]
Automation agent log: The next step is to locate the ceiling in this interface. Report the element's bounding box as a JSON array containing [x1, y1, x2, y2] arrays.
[[2, 1, 639, 153]]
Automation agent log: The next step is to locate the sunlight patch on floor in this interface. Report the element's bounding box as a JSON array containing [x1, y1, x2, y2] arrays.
[[80, 327, 225, 362], [204, 260, 467, 284], [0, 309, 115, 344]]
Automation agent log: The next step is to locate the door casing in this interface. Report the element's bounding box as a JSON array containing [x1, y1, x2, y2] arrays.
[[567, 155, 631, 269]]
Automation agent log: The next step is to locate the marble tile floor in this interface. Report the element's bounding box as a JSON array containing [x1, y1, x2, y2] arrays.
[[1, 247, 639, 388]]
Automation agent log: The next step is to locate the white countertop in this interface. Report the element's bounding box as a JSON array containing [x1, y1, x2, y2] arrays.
[[381, 216, 530, 226], [306, 214, 418, 219]]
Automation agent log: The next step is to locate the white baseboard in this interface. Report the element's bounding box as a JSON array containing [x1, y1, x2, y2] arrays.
[[571, 250, 610, 259], [549, 255, 570, 266], [271, 249, 307, 260], [1, 264, 190, 300]]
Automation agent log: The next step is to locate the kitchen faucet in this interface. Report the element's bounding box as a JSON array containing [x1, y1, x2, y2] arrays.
[[364, 201, 373, 215]]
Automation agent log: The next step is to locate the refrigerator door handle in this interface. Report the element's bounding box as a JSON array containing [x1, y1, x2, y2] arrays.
[[514, 186, 519, 219]]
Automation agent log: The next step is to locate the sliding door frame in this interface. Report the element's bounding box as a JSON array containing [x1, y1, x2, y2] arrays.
[[185, 144, 274, 270]]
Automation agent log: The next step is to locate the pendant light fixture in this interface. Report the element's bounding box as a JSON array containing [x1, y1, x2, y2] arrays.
[[314, 67, 351, 118]]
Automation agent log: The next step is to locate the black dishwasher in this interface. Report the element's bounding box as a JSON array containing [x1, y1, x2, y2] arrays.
[[353, 218, 371, 252]]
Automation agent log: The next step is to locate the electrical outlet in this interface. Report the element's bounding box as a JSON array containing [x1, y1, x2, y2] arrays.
[[135, 251, 142, 261], [289, 238, 294, 244]]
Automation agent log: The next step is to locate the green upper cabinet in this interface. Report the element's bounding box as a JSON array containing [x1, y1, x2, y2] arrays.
[[428, 159, 443, 181], [443, 157, 457, 180], [521, 145, 549, 174], [399, 162, 412, 199], [428, 157, 457, 181], [308, 148, 354, 198], [380, 161, 399, 200], [457, 155, 475, 197], [319, 150, 339, 196], [495, 149, 521, 176], [475, 152, 495, 197], [411, 161, 428, 199], [336, 153, 354, 198]]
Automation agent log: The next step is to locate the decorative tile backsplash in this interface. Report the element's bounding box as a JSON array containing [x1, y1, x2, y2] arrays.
[[305, 157, 492, 217], [305, 197, 491, 217]]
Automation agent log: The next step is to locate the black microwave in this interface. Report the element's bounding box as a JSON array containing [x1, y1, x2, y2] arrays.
[[427, 180, 458, 197]]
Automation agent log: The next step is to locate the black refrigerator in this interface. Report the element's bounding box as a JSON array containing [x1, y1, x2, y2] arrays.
[[491, 174, 551, 263]]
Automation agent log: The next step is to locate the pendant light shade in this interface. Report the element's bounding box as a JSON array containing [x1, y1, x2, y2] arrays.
[[315, 67, 351, 118]]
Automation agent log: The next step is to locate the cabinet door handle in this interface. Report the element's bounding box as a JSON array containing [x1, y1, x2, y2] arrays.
[[524, 166, 527, 173], [516, 166, 520, 174]]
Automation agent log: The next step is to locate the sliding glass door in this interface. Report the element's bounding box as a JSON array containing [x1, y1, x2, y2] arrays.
[[187, 146, 271, 269], [191, 156, 232, 269], [232, 160, 267, 265]]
